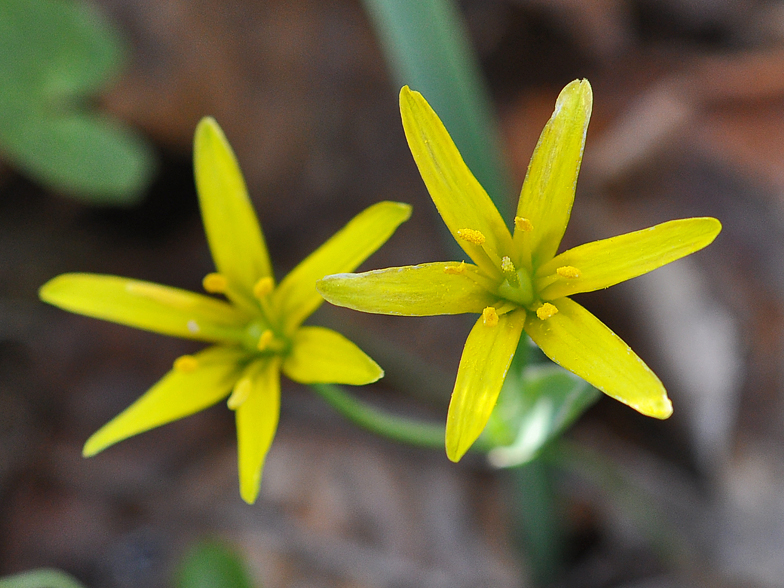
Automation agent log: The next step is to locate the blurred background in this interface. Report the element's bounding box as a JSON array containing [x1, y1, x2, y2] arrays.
[[1, 0, 783, 586]]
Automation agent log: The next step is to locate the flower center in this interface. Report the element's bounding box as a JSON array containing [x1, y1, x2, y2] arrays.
[[242, 319, 288, 355], [496, 257, 534, 307]]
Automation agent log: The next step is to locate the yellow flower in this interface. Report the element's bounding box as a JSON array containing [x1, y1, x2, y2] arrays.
[[317, 81, 721, 462], [39, 117, 411, 503]]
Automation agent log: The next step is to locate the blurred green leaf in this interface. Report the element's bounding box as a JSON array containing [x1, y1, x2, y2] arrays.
[[0, 569, 85, 588], [362, 0, 512, 215], [0, 109, 155, 204], [0, 0, 156, 204], [484, 363, 601, 468], [177, 541, 257, 588]]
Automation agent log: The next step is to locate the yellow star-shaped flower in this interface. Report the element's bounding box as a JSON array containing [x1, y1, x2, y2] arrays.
[[317, 80, 721, 462], [39, 117, 411, 503]]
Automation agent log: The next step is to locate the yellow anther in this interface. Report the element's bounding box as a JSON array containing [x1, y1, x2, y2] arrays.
[[514, 217, 533, 232], [444, 261, 466, 275], [501, 256, 516, 274], [202, 273, 227, 294], [536, 303, 559, 321], [173, 355, 199, 373], [227, 378, 252, 409], [457, 228, 486, 245], [253, 276, 274, 298], [556, 266, 581, 279], [257, 329, 274, 351], [482, 306, 499, 327]]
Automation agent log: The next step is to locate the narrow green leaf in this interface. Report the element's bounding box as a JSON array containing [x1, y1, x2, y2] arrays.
[[0, 112, 155, 204], [362, 0, 511, 211]]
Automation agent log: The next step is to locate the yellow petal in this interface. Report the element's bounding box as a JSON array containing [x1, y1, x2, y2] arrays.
[[39, 273, 248, 343], [83, 346, 247, 457], [235, 357, 281, 504], [535, 217, 722, 300], [194, 117, 273, 308], [317, 262, 497, 316], [283, 326, 383, 385], [400, 87, 513, 274], [524, 297, 672, 419], [515, 80, 592, 268], [446, 308, 526, 462], [273, 201, 411, 334]]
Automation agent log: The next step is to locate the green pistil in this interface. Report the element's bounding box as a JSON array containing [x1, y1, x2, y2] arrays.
[[497, 268, 534, 307], [242, 319, 288, 355]]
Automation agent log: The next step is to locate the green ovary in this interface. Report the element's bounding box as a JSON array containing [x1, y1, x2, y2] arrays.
[[496, 268, 535, 308]]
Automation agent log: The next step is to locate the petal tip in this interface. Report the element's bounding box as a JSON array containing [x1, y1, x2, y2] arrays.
[[195, 115, 220, 136], [38, 276, 58, 303], [707, 216, 722, 238], [654, 397, 674, 420], [240, 471, 262, 504], [634, 393, 673, 420], [445, 429, 472, 463], [194, 116, 231, 160], [445, 443, 464, 463], [82, 436, 102, 458], [557, 79, 593, 116]]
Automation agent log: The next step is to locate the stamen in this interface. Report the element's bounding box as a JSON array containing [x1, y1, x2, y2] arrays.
[[444, 261, 466, 275], [500, 256, 520, 288], [500, 256, 515, 274], [556, 266, 581, 279], [482, 306, 499, 327], [257, 329, 274, 351], [173, 355, 199, 373], [253, 276, 274, 298], [457, 228, 486, 245], [227, 377, 252, 409], [202, 273, 227, 294], [536, 303, 559, 321], [514, 217, 533, 232]]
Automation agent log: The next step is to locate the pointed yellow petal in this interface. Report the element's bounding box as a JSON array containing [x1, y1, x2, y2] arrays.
[[400, 87, 513, 273], [283, 326, 382, 385], [536, 217, 722, 300], [317, 262, 497, 316], [39, 273, 248, 343], [83, 346, 247, 457], [446, 309, 526, 462], [194, 117, 273, 307], [515, 80, 592, 267], [273, 201, 411, 334], [235, 357, 281, 504], [524, 297, 672, 419]]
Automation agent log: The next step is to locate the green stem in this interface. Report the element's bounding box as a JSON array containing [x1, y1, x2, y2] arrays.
[[311, 383, 494, 453], [510, 460, 562, 587], [0, 569, 86, 588], [311, 383, 445, 448]]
